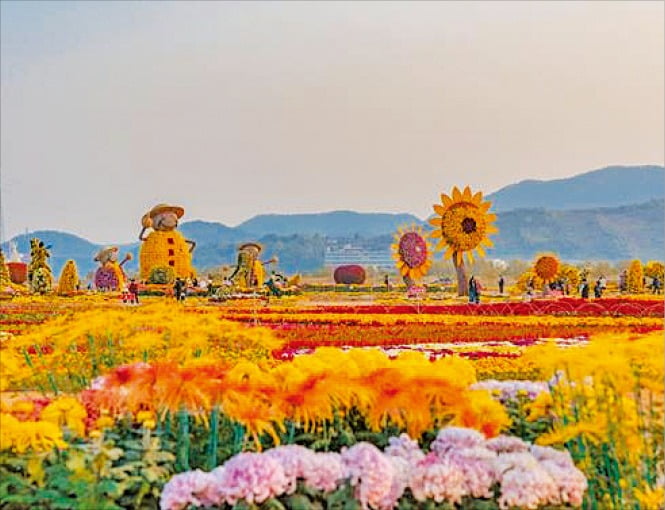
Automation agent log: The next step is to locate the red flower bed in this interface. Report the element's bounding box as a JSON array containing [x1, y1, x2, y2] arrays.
[[224, 298, 664, 317]]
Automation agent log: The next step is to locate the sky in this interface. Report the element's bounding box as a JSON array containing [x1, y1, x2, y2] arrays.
[[1, 1, 663, 244]]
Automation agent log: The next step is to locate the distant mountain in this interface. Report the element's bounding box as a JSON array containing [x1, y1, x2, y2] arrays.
[[492, 199, 664, 261], [238, 211, 421, 237], [1, 231, 140, 278], [487, 165, 664, 211]]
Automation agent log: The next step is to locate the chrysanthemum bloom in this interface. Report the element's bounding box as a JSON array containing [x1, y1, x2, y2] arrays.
[[485, 435, 530, 454], [408, 452, 467, 504], [444, 447, 497, 499], [159, 470, 213, 510], [0, 413, 68, 453], [264, 445, 315, 493], [40, 396, 87, 437], [215, 452, 289, 505], [305, 452, 345, 493], [384, 433, 425, 465], [494, 452, 559, 509], [341, 442, 399, 510], [430, 427, 485, 455]]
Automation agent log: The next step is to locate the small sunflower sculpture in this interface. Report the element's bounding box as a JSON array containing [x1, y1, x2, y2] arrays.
[[392, 225, 432, 282], [534, 254, 560, 282], [428, 186, 498, 266]]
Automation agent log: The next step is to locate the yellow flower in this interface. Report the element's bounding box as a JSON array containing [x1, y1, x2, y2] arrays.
[[95, 416, 114, 430], [41, 396, 87, 437], [634, 485, 665, 510], [1, 413, 68, 453], [525, 392, 553, 422]]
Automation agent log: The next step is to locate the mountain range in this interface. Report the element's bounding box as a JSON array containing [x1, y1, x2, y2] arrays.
[[3, 165, 663, 276]]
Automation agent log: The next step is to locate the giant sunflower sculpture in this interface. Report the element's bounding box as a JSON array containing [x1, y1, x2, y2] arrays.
[[428, 186, 497, 295], [392, 225, 432, 283], [429, 186, 497, 265]]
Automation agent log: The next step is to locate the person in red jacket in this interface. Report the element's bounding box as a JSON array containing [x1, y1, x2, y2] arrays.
[[128, 279, 140, 304]]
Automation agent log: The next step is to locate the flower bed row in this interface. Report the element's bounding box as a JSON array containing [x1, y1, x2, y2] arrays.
[[218, 297, 665, 317], [162, 428, 587, 510]]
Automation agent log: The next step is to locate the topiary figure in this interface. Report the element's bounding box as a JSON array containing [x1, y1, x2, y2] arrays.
[[57, 260, 80, 295], [627, 260, 644, 293], [94, 247, 131, 290], [139, 203, 195, 282], [334, 265, 366, 285], [28, 238, 53, 294]]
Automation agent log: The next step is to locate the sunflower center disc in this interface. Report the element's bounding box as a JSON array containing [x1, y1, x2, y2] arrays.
[[461, 217, 477, 234]]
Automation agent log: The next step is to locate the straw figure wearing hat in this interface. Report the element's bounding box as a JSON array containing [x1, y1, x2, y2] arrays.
[[228, 242, 274, 290], [138, 204, 196, 282], [94, 246, 132, 290]]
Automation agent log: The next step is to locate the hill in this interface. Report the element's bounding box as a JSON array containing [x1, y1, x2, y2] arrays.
[[487, 165, 664, 211], [238, 211, 421, 237], [493, 199, 664, 261], [1, 231, 140, 279]]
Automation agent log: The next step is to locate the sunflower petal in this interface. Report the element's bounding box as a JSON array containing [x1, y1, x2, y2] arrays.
[[444, 246, 454, 260], [452, 187, 462, 202], [476, 245, 486, 258], [428, 217, 442, 227], [467, 250, 474, 265], [482, 237, 494, 248], [462, 186, 472, 201], [480, 201, 492, 212], [437, 240, 448, 251], [486, 225, 499, 234], [441, 194, 453, 208], [485, 213, 497, 223], [430, 229, 442, 238], [433, 204, 446, 216], [472, 191, 483, 205]]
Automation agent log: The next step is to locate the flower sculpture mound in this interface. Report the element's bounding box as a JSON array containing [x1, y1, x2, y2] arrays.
[[334, 265, 366, 285], [429, 186, 497, 267], [534, 255, 560, 282], [56, 260, 80, 295], [392, 226, 432, 282]]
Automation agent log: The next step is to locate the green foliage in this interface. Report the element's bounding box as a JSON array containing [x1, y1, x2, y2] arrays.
[[148, 266, 175, 285], [0, 428, 175, 510]]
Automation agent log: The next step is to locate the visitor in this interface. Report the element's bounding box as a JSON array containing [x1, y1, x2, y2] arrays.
[[619, 270, 627, 293], [593, 278, 602, 299], [580, 279, 589, 299], [121, 283, 131, 304], [266, 272, 283, 297], [173, 278, 185, 302], [652, 276, 661, 294], [384, 274, 391, 290], [192, 277, 198, 288], [526, 277, 535, 298], [599, 275, 607, 292], [128, 279, 139, 304], [498, 275, 505, 295], [468, 276, 480, 304]]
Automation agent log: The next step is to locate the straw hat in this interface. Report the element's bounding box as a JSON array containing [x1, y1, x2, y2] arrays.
[[148, 203, 185, 219], [239, 242, 263, 253]]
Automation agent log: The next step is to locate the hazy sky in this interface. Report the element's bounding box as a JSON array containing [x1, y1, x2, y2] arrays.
[[1, 1, 663, 244]]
